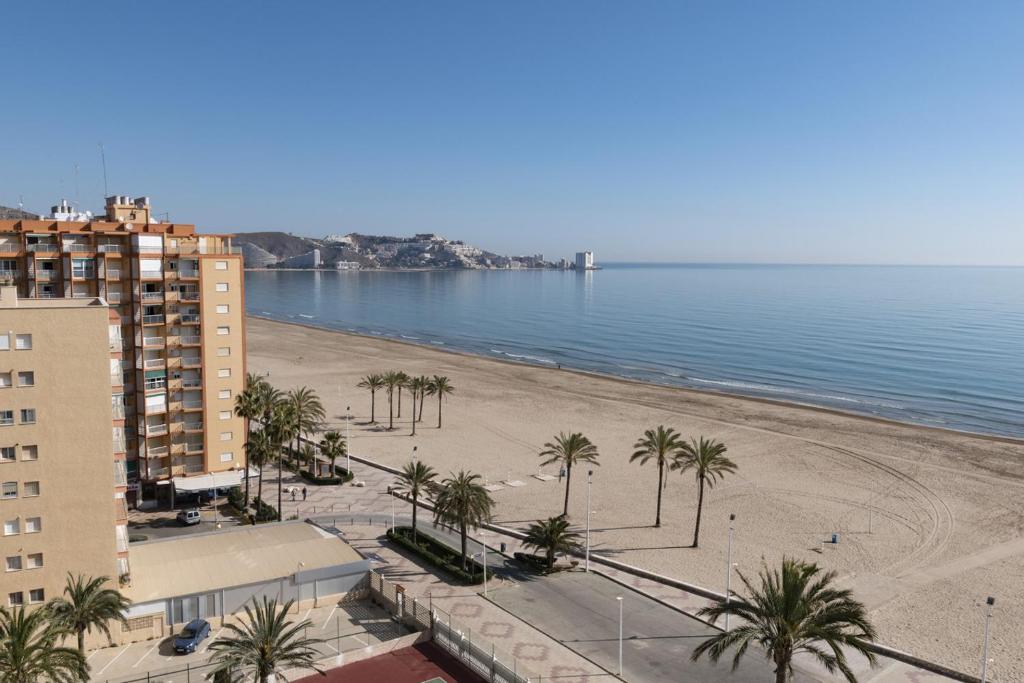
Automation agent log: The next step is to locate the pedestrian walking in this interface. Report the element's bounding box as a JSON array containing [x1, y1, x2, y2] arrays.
[[291, 489, 296, 502], [302, 486, 308, 501]]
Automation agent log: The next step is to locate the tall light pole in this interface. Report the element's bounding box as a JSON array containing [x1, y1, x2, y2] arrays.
[[345, 405, 351, 476], [412, 445, 418, 462], [981, 596, 995, 683], [725, 512, 736, 631], [391, 489, 396, 529], [616, 596, 624, 676], [586, 470, 593, 572]]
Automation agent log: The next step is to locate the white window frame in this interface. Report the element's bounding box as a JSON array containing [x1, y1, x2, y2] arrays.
[[215, 282, 229, 292], [24, 517, 41, 533], [17, 371, 33, 387], [14, 334, 31, 351]]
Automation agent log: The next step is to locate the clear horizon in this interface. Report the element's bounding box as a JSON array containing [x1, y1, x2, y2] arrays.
[[2, 2, 1022, 265]]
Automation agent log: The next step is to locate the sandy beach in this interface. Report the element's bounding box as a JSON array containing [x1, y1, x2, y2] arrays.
[[247, 316, 1024, 679]]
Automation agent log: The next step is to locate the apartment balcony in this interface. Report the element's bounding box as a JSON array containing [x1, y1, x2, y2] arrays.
[[141, 358, 166, 371], [184, 462, 204, 474], [183, 399, 203, 411], [106, 292, 122, 304], [147, 465, 169, 479], [110, 372, 123, 387], [142, 336, 165, 348], [27, 243, 59, 253], [144, 380, 168, 392], [147, 445, 169, 457], [179, 292, 200, 302], [142, 314, 165, 326], [0, 269, 21, 279], [181, 335, 201, 345], [98, 244, 123, 254], [180, 313, 200, 324], [141, 291, 164, 302], [182, 378, 202, 389], [163, 289, 179, 302], [185, 442, 204, 454], [34, 271, 58, 282], [181, 357, 202, 369], [112, 403, 126, 420], [182, 421, 204, 433], [140, 271, 164, 281], [142, 423, 168, 437], [137, 246, 164, 255], [63, 243, 95, 254], [179, 270, 200, 280], [115, 497, 129, 522], [106, 269, 122, 280]]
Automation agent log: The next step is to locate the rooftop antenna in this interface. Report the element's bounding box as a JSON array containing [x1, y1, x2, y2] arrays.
[[98, 143, 109, 199]]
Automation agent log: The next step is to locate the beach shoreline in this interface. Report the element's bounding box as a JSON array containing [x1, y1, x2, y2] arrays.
[[247, 313, 1024, 450]]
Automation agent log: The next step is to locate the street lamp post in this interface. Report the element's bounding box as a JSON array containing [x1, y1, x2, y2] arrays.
[[391, 489, 396, 529], [725, 513, 735, 631], [345, 405, 351, 476], [412, 445, 418, 462], [981, 596, 995, 683], [616, 596, 624, 676], [586, 470, 593, 572]]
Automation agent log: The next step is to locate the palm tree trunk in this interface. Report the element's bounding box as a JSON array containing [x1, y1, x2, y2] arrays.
[[389, 391, 394, 430], [418, 390, 426, 422], [460, 521, 468, 570], [77, 628, 85, 654], [655, 461, 664, 528], [547, 547, 555, 569], [411, 393, 417, 435], [693, 476, 705, 547], [277, 450, 283, 521], [412, 491, 419, 543], [256, 470, 264, 522], [775, 659, 789, 683], [370, 389, 376, 423], [244, 420, 252, 509], [563, 463, 572, 517], [397, 386, 402, 417], [437, 393, 443, 428]]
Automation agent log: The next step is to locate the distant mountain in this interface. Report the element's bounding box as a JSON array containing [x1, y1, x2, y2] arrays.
[[233, 231, 567, 270], [0, 205, 39, 220]]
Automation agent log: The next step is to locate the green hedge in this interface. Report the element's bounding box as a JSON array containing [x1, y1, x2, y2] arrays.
[[387, 526, 485, 585], [298, 464, 354, 486], [251, 496, 280, 522], [513, 551, 552, 573]]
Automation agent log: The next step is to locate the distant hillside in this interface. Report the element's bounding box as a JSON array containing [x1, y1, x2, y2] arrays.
[[0, 205, 39, 220], [233, 231, 320, 259]]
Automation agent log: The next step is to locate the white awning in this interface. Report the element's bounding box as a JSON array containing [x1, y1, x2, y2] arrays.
[[171, 468, 257, 492]]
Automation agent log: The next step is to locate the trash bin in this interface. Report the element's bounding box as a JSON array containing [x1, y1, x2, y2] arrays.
[[831, 533, 839, 544]]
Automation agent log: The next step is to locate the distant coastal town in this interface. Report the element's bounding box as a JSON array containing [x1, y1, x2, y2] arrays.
[[234, 229, 599, 271]]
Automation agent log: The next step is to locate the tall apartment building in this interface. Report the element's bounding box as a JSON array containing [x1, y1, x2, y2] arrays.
[[0, 196, 246, 508], [575, 250, 594, 270], [0, 286, 125, 599]]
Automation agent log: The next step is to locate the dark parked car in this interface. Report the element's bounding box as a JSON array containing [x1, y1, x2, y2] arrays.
[[174, 618, 211, 653]]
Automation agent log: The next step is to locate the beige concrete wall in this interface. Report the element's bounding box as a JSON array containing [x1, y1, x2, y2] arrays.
[[0, 298, 118, 607], [199, 255, 246, 474]]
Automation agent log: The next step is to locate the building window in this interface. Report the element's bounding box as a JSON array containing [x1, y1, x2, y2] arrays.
[[219, 432, 232, 442], [20, 445, 37, 461], [215, 283, 229, 292], [1, 482, 15, 499], [217, 346, 230, 357], [0, 447, 13, 463], [19, 409, 35, 425], [5, 556, 21, 572], [28, 589, 44, 604], [8, 592, 23, 607], [3, 519, 18, 535], [219, 410, 231, 421], [14, 335, 31, 351], [24, 517, 40, 533], [220, 452, 232, 463], [26, 553, 42, 569], [216, 326, 230, 336], [17, 372, 33, 387], [0, 411, 12, 427], [216, 304, 229, 314], [23, 481, 39, 497], [0, 334, 8, 351], [217, 368, 231, 378], [0, 373, 10, 388], [218, 389, 231, 400], [215, 261, 228, 270]]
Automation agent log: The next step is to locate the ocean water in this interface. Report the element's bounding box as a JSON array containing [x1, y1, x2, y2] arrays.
[[245, 265, 1024, 439]]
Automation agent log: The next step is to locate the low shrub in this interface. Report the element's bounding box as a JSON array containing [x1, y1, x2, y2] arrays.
[[387, 526, 485, 584], [251, 496, 279, 522], [513, 551, 552, 573]]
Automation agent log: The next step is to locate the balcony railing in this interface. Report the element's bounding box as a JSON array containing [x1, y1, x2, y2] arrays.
[[182, 422, 204, 432], [112, 403, 125, 419], [63, 243, 93, 253], [0, 270, 20, 279], [178, 270, 199, 279], [144, 423, 168, 436], [184, 463, 204, 474], [34, 271, 58, 282], [27, 243, 58, 253], [181, 335, 201, 345], [144, 379, 167, 391], [183, 400, 203, 410], [182, 379, 202, 389], [141, 292, 164, 301], [98, 244, 122, 254], [179, 292, 200, 301], [148, 466, 169, 478], [115, 497, 129, 521], [107, 269, 122, 279], [137, 246, 164, 254], [147, 445, 169, 457], [143, 359, 166, 370], [181, 313, 200, 324], [185, 442, 204, 454], [142, 314, 165, 325], [110, 372, 123, 386], [182, 357, 202, 368]]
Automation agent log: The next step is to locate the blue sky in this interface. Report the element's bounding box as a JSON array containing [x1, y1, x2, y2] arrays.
[[1, 2, 1021, 264]]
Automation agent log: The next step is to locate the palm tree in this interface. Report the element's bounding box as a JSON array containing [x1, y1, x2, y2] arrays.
[[395, 371, 410, 418], [46, 574, 130, 655], [417, 374, 433, 422], [631, 426, 685, 528], [357, 373, 385, 423], [299, 442, 318, 477], [673, 436, 737, 548], [692, 558, 877, 683], [286, 386, 325, 464], [0, 606, 89, 683], [397, 460, 438, 543], [539, 432, 600, 517], [235, 374, 269, 508], [209, 597, 324, 683], [407, 376, 429, 435], [382, 371, 402, 430], [319, 431, 346, 478], [267, 401, 298, 519], [523, 516, 583, 570], [245, 428, 273, 520], [431, 375, 455, 428], [432, 470, 494, 570]]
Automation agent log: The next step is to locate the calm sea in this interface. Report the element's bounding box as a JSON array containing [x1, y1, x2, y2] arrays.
[[245, 265, 1024, 439]]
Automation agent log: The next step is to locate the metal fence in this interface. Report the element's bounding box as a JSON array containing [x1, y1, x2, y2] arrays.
[[368, 571, 535, 683]]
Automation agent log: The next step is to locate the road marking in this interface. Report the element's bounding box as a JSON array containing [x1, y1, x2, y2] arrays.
[[198, 627, 224, 654], [303, 607, 313, 621], [321, 605, 338, 629], [95, 641, 133, 676], [131, 640, 161, 668]]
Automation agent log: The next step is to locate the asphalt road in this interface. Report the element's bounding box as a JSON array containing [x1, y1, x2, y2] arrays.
[[488, 571, 818, 683]]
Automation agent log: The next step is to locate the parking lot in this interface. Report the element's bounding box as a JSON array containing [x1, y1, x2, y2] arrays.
[[91, 600, 404, 683]]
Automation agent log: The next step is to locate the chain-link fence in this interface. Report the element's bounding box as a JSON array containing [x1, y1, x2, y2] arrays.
[[369, 570, 535, 683]]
